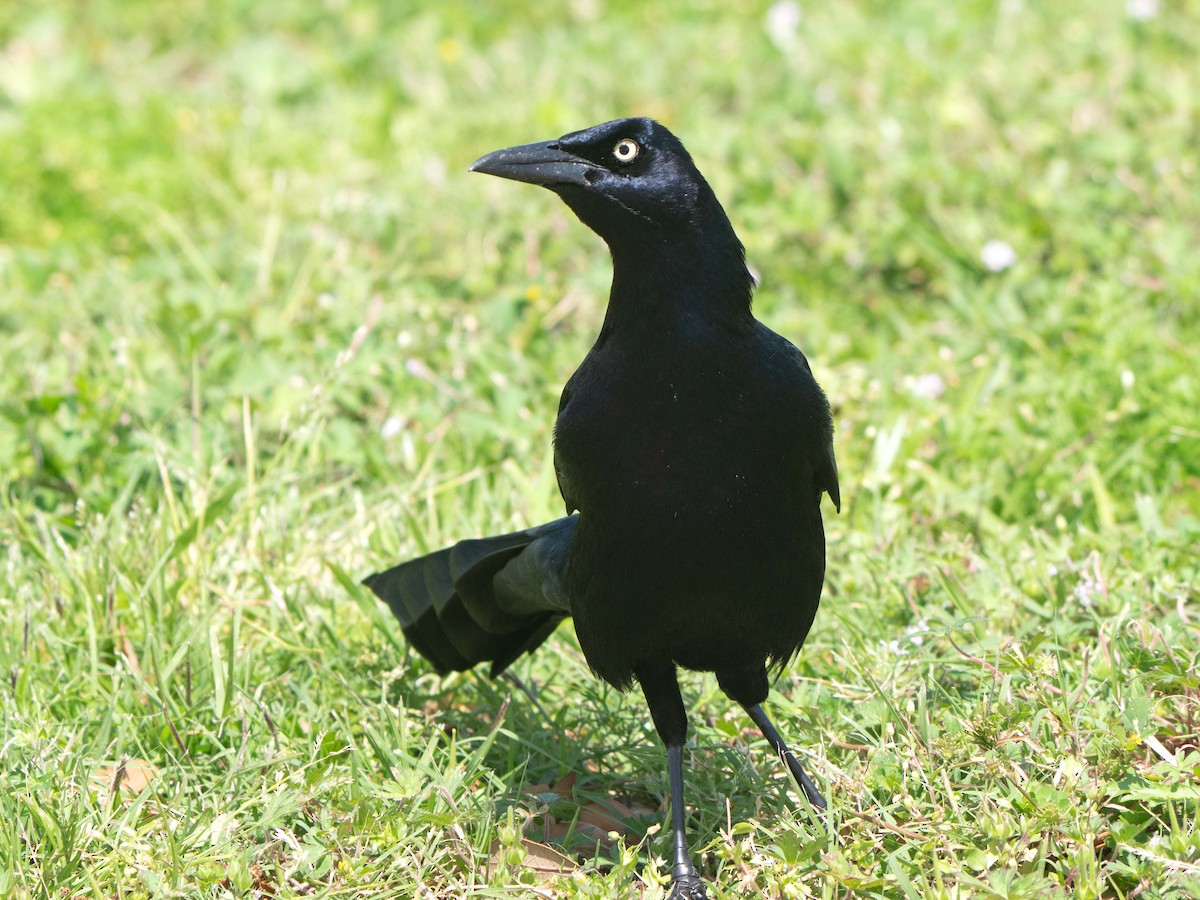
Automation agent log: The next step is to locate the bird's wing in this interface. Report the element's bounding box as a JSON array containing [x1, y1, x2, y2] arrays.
[[554, 383, 580, 514], [767, 328, 841, 512], [800, 354, 841, 513], [819, 441, 841, 513]]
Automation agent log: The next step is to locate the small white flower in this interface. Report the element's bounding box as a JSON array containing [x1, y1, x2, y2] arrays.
[[904, 619, 929, 646], [112, 337, 129, 369], [380, 416, 405, 440], [765, 0, 802, 47], [424, 157, 447, 186], [1126, 0, 1159, 21], [1073, 577, 1096, 607], [980, 239, 1017, 272], [1121, 369, 1135, 389], [814, 81, 837, 109], [907, 373, 946, 400]]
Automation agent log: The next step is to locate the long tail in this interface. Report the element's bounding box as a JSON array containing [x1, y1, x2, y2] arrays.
[[364, 515, 577, 677]]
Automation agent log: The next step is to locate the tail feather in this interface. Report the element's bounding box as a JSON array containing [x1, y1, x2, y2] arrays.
[[449, 536, 546, 632], [368, 547, 473, 671], [365, 516, 576, 676]]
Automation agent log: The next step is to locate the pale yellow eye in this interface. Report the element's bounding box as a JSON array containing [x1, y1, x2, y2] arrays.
[[613, 138, 640, 163]]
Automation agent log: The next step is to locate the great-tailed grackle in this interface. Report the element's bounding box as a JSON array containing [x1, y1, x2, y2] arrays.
[[365, 118, 840, 899]]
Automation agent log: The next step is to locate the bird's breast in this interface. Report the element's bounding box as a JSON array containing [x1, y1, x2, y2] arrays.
[[554, 349, 804, 522]]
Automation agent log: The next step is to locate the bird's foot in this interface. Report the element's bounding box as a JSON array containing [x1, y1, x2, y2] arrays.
[[667, 874, 708, 900]]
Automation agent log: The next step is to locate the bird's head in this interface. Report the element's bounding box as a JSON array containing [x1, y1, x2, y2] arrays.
[[470, 118, 730, 251]]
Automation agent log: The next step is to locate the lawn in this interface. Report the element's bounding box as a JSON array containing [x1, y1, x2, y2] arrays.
[[1, 0, 1198, 897]]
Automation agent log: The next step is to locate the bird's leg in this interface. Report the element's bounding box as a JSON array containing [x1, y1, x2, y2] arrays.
[[637, 662, 707, 900], [667, 743, 704, 895], [744, 703, 827, 811]]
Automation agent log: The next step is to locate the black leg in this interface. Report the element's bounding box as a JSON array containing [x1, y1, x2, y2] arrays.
[[667, 744, 706, 899], [745, 703, 827, 811], [636, 662, 708, 900]]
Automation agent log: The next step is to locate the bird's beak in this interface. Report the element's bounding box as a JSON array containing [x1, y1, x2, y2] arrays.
[[469, 139, 598, 188]]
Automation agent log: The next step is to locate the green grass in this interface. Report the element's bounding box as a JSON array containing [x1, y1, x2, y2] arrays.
[[2, 0, 1198, 896]]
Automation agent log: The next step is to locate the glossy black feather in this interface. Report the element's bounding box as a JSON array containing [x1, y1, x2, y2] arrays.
[[363, 517, 574, 675]]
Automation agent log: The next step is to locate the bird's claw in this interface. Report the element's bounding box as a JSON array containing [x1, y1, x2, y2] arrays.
[[667, 874, 708, 900]]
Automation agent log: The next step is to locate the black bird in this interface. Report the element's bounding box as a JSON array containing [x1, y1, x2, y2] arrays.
[[365, 118, 839, 899]]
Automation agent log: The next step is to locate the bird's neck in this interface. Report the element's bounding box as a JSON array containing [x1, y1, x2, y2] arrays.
[[601, 228, 754, 341]]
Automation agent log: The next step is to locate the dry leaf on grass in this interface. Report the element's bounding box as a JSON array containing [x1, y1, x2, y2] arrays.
[[93, 757, 158, 795], [521, 771, 656, 851], [541, 818, 610, 847], [488, 837, 578, 881]]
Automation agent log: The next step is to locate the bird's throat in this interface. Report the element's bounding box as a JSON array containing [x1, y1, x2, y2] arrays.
[[602, 236, 754, 339]]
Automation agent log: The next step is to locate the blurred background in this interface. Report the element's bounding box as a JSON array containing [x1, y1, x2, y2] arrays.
[[1, 1, 1197, 897]]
